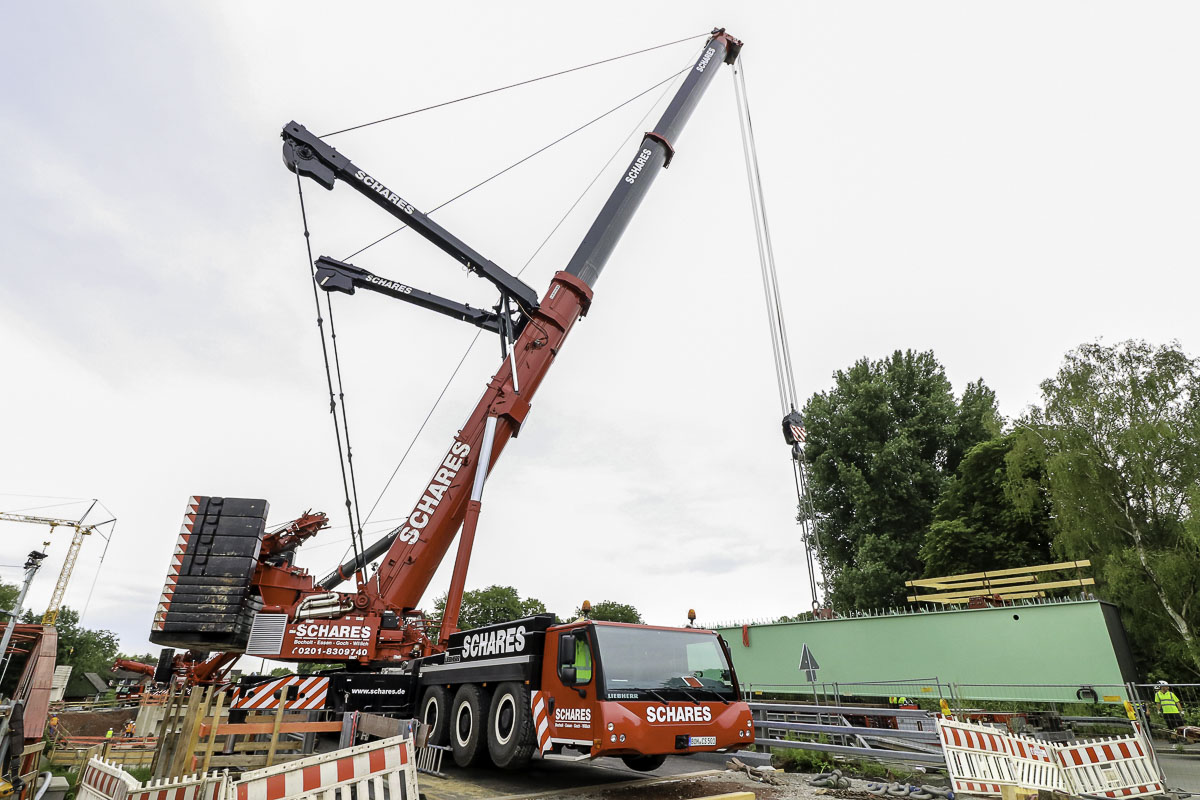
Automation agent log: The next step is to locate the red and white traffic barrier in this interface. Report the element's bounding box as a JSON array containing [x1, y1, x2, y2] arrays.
[[77, 733, 416, 800], [229, 675, 329, 711], [936, 717, 1165, 799], [938, 718, 1017, 795], [1055, 730, 1163, 799], [231, 734, 416, 800], [78, 759, 141, 800]]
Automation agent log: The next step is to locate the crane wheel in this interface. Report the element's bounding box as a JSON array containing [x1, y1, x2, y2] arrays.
[[621, 754, 668, 771], [420, 685, 451, 747], [450, 684, 492, 767], [487, 681, 535, 769]]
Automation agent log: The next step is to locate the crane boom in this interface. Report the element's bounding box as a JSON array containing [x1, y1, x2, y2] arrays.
[[150, 28, 744, 666]]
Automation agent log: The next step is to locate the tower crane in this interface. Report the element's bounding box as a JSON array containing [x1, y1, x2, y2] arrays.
[[0, 501, 114, 625]]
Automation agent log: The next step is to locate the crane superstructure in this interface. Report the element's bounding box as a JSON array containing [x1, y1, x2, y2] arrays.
[[150, 29, 754, 770]]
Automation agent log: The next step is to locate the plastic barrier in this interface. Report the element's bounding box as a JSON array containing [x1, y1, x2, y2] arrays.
[[76, 734, 416, 800], [128, 772, 230, 800], [936, 717, 1165, 799], [1005, 734, 1068, 794], [231, 734, 417, 800], [938, 719, 1016, 795], [78, 759, 140, 800], [1055, 731, 1163, 799]]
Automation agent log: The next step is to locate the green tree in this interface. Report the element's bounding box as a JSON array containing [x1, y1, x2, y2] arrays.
[[574, 601, 642, 623], [920, 434, 1056, 576], [22, 606, 120, 679], [0, 580, 17, 616], [433, 585, 547, 632], [801, 350, 999, 609], [1029, 340, 1200, 677]]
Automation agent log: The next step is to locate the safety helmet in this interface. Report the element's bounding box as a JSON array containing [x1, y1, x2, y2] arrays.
[[1157, 680, 1168, 686]]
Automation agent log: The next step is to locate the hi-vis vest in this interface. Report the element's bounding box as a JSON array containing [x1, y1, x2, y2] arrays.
[[1155, 690, 1181, 714], [575, 638, 592, 682]]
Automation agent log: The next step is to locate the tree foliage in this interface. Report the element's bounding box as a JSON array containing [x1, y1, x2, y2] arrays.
[[801, 350, 999, 609], [575, 601, 643, 624], [920, 433, 1056, 576], [433, 585, 548, 632], [1029, 340, 1200, 677]]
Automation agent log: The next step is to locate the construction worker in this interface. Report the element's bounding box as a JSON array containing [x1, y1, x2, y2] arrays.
[[104, 727, 114, 740], [1154, 681, 1184, 731], [574, 636, 592, 684], [47, 714, 59, 739], [123, 720, 135, 738]]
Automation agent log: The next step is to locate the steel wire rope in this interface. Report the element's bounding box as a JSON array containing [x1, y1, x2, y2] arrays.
[[293, 170, 367, 590], [732, 56, 823, 607], [320, 32, 710, 137], [343, 67, 692, 262], [322, 294, 368, 567], [336, 57, 698, 571]]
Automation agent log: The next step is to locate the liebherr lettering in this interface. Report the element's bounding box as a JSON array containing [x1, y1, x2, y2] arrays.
[[396, 441, 471, 544], [354, 169, 417, 215]]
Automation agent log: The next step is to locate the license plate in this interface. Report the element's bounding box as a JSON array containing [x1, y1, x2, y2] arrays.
[[688, 736, 717, 747]]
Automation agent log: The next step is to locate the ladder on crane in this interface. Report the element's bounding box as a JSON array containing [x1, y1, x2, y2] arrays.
[[0, 500, 114, 625]]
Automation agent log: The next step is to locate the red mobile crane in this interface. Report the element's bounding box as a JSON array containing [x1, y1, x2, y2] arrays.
[[151, 29, 754, 770]]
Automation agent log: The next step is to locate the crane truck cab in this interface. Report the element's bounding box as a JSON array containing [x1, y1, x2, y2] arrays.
[[409, 615, 753, 770]]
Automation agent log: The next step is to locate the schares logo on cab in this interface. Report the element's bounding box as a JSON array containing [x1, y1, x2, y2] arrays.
[[645, 705, 713, 723]]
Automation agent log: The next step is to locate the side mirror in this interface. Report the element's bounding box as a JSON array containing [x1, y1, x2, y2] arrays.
[[558, 634, 575, 667], [558, 634, 579, 685]]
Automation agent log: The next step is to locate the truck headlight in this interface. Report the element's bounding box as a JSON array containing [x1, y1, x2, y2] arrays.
[[607, 722, 614, 731]]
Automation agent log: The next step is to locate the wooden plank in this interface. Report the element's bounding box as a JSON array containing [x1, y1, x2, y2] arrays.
[[231, 740, 303, 753], [202, 720, 343, 736], [207, 753, 305, 768], [906, 560, 1091, 587], [908, 574, 1037, 591], [265, 698, 287, 767], [200, 690, 226, 775], [907, 577, 1094, 603]]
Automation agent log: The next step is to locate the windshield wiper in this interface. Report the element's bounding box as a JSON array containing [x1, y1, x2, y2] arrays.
[[676, 686, 702, 705], [643, 688, 670, 706], [694, 685, 730, 705]]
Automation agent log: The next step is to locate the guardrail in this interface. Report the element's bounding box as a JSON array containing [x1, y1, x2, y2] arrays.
[[749, 701, 946, 764]]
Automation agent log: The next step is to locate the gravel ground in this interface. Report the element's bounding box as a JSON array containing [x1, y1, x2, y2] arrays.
[[547, 769, 884, 800]]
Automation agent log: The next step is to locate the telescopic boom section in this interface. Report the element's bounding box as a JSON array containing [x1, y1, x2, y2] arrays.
[[317, 29, 743, 620]]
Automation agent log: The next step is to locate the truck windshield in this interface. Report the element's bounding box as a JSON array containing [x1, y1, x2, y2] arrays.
[[592, 626, 737, 702]]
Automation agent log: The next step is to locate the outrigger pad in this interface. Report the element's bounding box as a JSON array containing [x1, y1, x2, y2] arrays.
[[149, 495, 268, 651]]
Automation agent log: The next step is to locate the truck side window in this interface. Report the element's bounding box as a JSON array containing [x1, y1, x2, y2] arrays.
[[574, 636, 593, 684]]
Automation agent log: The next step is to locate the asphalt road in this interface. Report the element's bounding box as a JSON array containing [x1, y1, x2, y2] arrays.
[[1157, 750, 1200, 794], [418, 753, 740, 800]]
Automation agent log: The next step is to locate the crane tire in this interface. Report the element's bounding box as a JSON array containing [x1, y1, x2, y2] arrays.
[[487, 682, 536, 769], [450, 684, 492, 767], [420, 685, 451, 747], [621, 754, 668, 772]]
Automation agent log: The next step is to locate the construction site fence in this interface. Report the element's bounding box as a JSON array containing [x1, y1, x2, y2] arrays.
[[748, 701, 946, 765], [76, 734, 417, 800]]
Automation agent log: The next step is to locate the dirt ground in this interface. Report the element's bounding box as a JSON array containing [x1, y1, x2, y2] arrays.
[[56, 708, 139, 737]]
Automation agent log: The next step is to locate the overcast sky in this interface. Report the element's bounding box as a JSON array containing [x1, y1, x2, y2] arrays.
[[1, 2, 1197, 657]]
